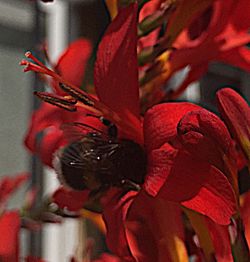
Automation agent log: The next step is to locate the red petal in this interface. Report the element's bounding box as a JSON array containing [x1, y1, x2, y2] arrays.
[[53, 38, 92, 94], [231, 0, 250, 31], [125, 192, 159, 262], [168, 0, 250, 93], [102, 189, 188, 261], [25, 256, 46, 262], [92, 253, 123, 262], [94, 3, 140, 120], [24, 103, 66, 152], [126, 191, 188, 262], [143, 102, 200, 152], [216, 88, 250, 162], [219, 46, 250, 73], [180, 164, 236, 225], [52, 187, 89, 212], [0, 173, 29, 204], [144, 143, 177, 196], [0, 211, 20, 262], [101, 189, 136, 260], [241, 191, 250, 249], [205, 218, 233, 262], [38, 128, 66, 167]]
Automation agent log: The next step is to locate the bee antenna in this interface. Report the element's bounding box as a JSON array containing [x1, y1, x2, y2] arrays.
[[61, 122, 104, 137], [121, 179, 141, 191]]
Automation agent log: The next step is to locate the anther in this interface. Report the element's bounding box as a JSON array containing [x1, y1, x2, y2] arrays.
[[34, 91, 77, 112]]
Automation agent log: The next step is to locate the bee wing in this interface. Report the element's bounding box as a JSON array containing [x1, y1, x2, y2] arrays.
[[61, 122, 106, 143]]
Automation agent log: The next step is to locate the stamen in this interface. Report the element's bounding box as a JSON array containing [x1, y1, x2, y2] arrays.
[[34, 91, 77, 112], [21, 51, 144, 144]]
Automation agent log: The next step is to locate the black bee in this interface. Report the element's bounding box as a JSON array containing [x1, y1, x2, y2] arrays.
[[53, 117, 147, 196]]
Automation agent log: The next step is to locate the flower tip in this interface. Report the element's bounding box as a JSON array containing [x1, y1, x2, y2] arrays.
[[19, 60, 28, 66], [19, 60, 31, 72], [25, 51, 32, 58], [216, 87, 236, 99]]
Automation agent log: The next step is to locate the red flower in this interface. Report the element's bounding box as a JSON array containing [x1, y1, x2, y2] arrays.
[[140, 0, 250, 101], [102, 189, 188, 262], [94, 4, 239, 261], [21, 3, 240, 260]]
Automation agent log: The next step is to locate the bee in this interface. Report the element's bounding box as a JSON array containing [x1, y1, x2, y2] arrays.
[[53, 117, 147, 196]]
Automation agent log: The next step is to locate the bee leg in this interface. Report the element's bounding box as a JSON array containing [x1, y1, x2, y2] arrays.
[[99, 117, 118, 139], [120, 179, 141, 191], [86, 114, 118, 139]]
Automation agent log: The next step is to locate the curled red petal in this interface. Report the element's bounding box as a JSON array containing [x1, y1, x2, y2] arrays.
[[94, 3, 140, 120], [52, 187, 89, 212], [143, 102, 200, 152], [0, 211, 20, 262], [147, 144, 237, 224], [177, 109, 237, 177]]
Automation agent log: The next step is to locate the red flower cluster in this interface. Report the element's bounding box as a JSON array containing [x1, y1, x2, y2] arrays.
[[21, 1, 250, 261], [138, 0, 250, 105]]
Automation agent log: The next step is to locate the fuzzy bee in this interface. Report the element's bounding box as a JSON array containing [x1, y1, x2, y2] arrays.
[[53, 118, 147, 196]]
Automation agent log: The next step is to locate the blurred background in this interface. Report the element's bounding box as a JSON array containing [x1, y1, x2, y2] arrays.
[[0, 0, 249, 261]]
